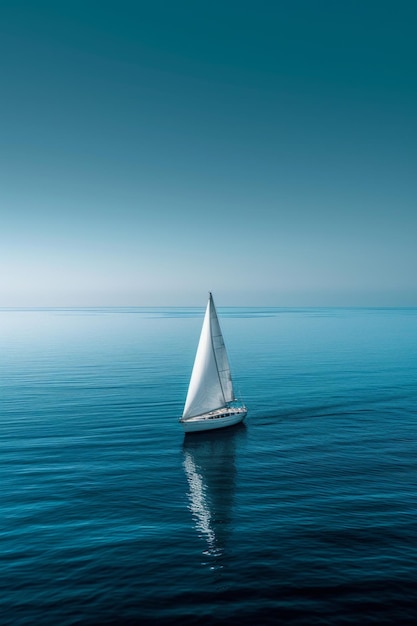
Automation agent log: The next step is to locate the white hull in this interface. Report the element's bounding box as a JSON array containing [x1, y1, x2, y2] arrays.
[[180, 408, 247, 433]]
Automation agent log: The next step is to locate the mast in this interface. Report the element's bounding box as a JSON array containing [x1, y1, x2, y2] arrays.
[[208, 293, 234, 403]]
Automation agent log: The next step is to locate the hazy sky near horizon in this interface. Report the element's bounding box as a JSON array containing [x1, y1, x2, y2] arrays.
[[1, 1, 416, 306]]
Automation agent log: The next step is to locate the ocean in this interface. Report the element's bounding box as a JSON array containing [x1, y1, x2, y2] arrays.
[[1, 306, 416, 625]]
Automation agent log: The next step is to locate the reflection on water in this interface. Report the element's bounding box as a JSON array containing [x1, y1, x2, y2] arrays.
[[182, 425, 246, 567]]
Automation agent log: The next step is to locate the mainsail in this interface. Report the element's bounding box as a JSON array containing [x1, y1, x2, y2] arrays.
[[182, 293, 234, 419]]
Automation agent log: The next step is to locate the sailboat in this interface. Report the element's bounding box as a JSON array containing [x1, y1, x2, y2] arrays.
[[180, 292, 247, 433]]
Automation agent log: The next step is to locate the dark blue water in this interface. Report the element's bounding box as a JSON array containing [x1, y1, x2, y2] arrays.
[[1, 307, 417, 625]]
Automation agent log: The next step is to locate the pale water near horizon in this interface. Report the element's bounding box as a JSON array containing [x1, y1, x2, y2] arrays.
[[1, 307, 417, 625]]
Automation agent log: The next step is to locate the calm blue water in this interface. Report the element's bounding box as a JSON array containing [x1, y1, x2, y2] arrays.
[[1, 307, 417, 625]]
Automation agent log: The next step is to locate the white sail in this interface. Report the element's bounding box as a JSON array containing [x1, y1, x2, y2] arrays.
[[182, 293, 234, 419]]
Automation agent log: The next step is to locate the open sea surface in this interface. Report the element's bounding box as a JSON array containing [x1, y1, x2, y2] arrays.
[[1, 306, 417, 625]]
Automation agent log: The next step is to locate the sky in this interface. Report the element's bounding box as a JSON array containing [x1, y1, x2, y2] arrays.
[[1, 0, 416, 306]]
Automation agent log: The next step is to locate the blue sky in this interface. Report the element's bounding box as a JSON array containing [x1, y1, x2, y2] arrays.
[[1, 1, 416, 305]]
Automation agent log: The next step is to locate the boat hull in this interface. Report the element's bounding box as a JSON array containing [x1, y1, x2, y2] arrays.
[[180, 409, 247, 433]]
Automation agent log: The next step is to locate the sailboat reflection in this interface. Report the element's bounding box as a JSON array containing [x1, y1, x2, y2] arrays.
[[182, 424, 246, 565]]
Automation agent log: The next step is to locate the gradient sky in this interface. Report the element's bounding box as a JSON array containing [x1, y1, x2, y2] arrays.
[[1, 1, 416, 305]]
